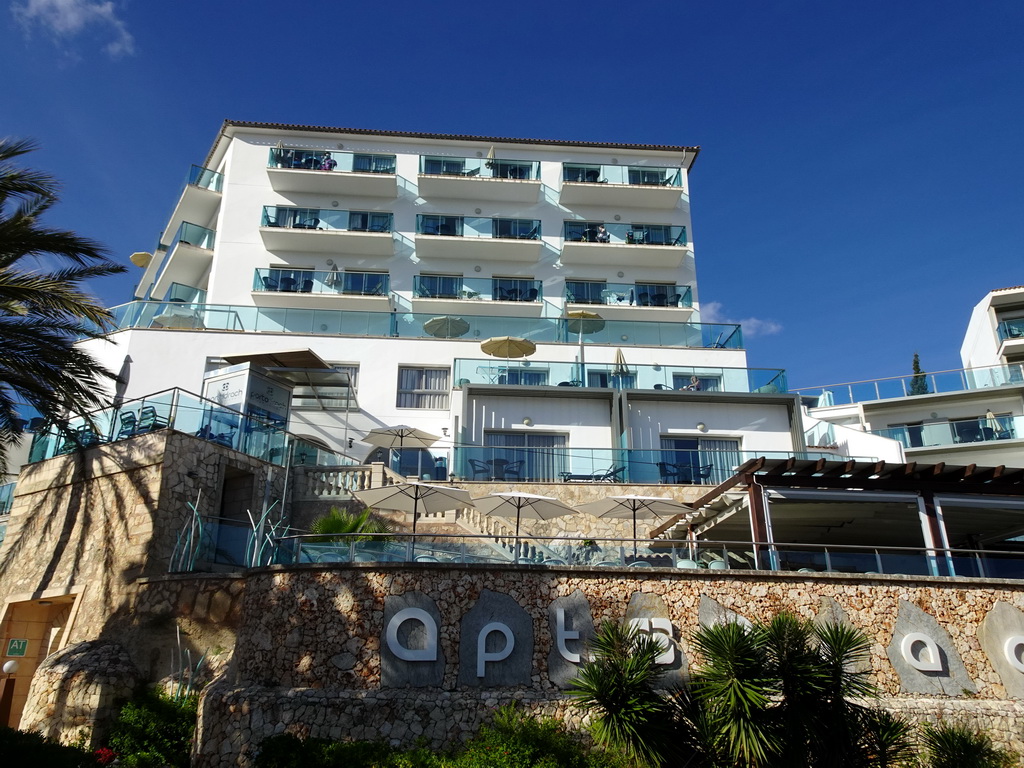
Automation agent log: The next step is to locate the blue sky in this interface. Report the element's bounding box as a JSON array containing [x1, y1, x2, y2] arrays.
[[3, 0, 1022, 391]]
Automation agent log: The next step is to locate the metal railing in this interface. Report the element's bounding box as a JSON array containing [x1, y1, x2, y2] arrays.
[[794, 362, 1024, 406], [873, 414, 1020, 449]]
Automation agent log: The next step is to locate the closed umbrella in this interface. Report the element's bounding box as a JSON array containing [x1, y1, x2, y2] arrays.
[[613, 348, 629, 376], [566, 310, 604, 382], [576, 495, 690, 552], [355, 481, 475, 533], [325, 263, 340, 289], [423, 315, 470, 339]]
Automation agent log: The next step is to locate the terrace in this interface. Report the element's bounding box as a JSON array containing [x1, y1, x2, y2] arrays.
[[414, 215, 542, 261], [561, 222, 687, 267], [560, 163, 684, 208], [418, 155, 542, 203], [260, 206, 394, 256], [267, 148, 398, 196]]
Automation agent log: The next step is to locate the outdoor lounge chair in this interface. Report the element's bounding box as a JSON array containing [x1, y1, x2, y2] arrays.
[[115, 412, 138, 441], [468, 459, 492, 480], [137, 406, 169, 433]]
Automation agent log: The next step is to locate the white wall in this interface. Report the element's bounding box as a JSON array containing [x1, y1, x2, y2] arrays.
[[626, 400, 795, 453]]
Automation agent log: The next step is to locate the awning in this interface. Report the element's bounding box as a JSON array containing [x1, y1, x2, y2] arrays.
[[221, 348, 332, 369], [219, 349, 353, 410]]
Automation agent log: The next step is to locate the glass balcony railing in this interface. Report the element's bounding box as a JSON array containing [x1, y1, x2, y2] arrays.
[[795, 363, 1024, 407], [187, 164, 223, 192], [262, 206, 393, 233], [562, 163, 682, 187], [565, 281, 692, 308], [416, 215, 540, 240], [102, 301, 745, 349], [253, 268, 389, 296], [413, 276, 543, 302], [419, 155, 540, 180], [454, 359, 785, 394], [872, 414, 1021, 449], [998, 318, 1024, 342], [163, 283, 207, 303], [563, 221, 686, 247], [27, 388, 357, 468], [173, 221, 215, 250], [268, 148, 396, 174], [453, 447, 855, 485]]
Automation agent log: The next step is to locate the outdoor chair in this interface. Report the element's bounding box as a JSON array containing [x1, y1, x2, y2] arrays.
[[501, 460, 523, 480], [468, 459, 491, 480], [657, 462, 682, 484], [261, 275, 279, 291], [595, 466, 625, 482], [115, 412, 138, 441], [137, 406, 169, 433], [279, 277, 297, 292]]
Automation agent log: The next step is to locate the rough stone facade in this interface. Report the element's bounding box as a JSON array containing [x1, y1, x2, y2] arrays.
[[191, 564, 1024, 767]]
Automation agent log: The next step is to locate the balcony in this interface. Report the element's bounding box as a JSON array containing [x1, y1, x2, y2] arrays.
[[998, 318, 1024, 354], [260, 206, 394, 256], [105, 301, 745, 350], [795, 362, 1024, 407], [872, 415, 1021, 450], [413, 276, 543, 303], [560, 222, 688, 268], [560, 163, 684, 208], [565, 281, 692, 309], [158, 165, 222, 251], [151, 222, 215, 301], [454, 359, 785, 393], [267, 148, 397, 197], [414, 215, 543, 261], [417, 155, 542, 203], [453, 447, 848, 485], [253, 268, 389, 299]]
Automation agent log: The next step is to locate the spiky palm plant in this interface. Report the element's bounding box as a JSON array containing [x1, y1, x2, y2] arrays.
[[309, 507, 394, 543], [0, 138, 125, 472], [920, 722, 1016, 768]]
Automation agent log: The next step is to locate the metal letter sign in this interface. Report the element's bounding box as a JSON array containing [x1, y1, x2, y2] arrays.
[[5, 639, 27, 657]]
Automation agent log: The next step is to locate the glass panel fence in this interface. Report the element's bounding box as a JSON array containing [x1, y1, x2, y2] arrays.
[[268, 148, 396, 174], [563, 222, 686, 246], [417, 215, 540, 239], [187, 165, 223, 192], [873, 415, 1022, 448], [562, 164, 682, 187], [414, 276, 542, 302], [419, 155, 540, 180], [566, 281, 692, 308], [262, 206, 393, 232], [174, 222, 215, 249], [253, 268, 389, 296]]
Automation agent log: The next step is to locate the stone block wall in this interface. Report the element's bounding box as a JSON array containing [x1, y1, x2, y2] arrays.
[[192, 565, 1024, 766]]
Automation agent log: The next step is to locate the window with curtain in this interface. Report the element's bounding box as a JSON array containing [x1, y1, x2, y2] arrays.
[[672, 374, 722, 392], [397, 367, 450, 409], [485, 432, 567, 482], [492, 161, 533, 179], [353, 153, 396, 174], [565, 280, 605, 304], [423, 156, 466, 175], [493, 218, 539, 239], [628, 167, 667, 185], [292, 365, 358, 411], [660, 437, 740, 484], [499, 368, 548, 386], [348, 211, 392, 232], [564, 221, 603, 242], [418, 214, 463, 236], [418, 274, 462, 299], [587, 371, 636, 389]]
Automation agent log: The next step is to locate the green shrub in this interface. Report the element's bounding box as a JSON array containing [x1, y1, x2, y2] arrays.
[[106, 688, 198, 768], [253, 733, 431, 768], [920, 722, 1017, 768], [0, 726, 95, 767]]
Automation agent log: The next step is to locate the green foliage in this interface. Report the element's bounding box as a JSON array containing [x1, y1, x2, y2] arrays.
[[0, 726, 95, 767], [309, 507, 394, 543], [106, 688, 198, 768], [920, 722, 1017, 768], [254, 733, 440, 768], [0, 138, 126, 474], [568, 621, 682, 767], [908, 353, 929, 395]]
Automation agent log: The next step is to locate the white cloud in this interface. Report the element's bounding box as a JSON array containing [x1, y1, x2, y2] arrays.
[[700, 301, 782, 338], [12, 0, 135, 58]]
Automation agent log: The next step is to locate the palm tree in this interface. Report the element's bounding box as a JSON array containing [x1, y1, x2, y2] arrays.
[[919, 722, 1016, 768], [0, 138, 125, 473], [309, 507, 394, 543]]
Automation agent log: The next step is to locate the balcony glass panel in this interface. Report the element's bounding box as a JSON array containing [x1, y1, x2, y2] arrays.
[[419, 155, 540, 180], [998, 318, 1024, 341], [873, 415, 1022, 449], [262, 206, 392, 232], [566, 281, 692, 308], [417, 215, 540, 239], [563, 163, 682, 187], [174, 222, 215, 249], [563, 221, 686, 246], [163, 283, 207, 303], [187, 165, 223, 192], [253, 268, 388, 296], [413, 276, 542, 302], [453, 359, 785, 393], [268, 148, 396, 174], [0, 481, 13, 515], [795, 363, 1024, 406], [101, 302, 744, 350]]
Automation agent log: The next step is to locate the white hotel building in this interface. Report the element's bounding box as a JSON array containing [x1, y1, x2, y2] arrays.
[[12, 121, 901, 497]]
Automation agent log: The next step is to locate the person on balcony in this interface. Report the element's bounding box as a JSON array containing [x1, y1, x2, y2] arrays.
[[321, 152, 337, 171], [685, 376, 702, 391], [595, 224, 610, 243]]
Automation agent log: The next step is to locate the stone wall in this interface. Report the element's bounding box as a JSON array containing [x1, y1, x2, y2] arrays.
[[193, 564, 1024, 766]]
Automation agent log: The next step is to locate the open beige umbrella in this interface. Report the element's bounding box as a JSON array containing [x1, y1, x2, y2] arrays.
[[355, 481, 475, 533], [363, 425, 440, 450], [423, 315, 470, 338], [577, 494, 690, 551], [480, 336, 536, 359], [473, 492, 575, 538]]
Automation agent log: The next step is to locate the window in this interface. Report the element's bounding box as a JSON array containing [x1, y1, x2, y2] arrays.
[[292, 365, 359, 410], [492, 277, 538, 302], [484, 432, 567, 482], [565, 280, 605, 305], [498, 367, 548, 386], [352, 153, 396, 174], [672, 373, 721, 392], [493, 218, 539, 239], [587, 371, 636, 389], [341, 272, 388, 296], [397, 367, 450, 409], [564, 221, 604, 242], [267, 266, 314, 293], [423, 156, 466, 175], [491, 160, 533, 180], [635, 283, 680, 307], [628, 167, 667, 185], [348, 211, 392, 232], [660, 437, 740, 484], [417, 274, 462, 299], [563, 164, 601, 183], [418, 214, 462, 236]]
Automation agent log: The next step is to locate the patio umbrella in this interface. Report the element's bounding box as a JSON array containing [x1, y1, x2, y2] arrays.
[[363, 425, 440, 450], [473, 492, 575, 538], [613, 348, 629, 376], [355, 481, 475, 533], [576, 495, 691, 548], [480, 336, 536, 360], [566, 310, 604, 382], [423, 315, 470, 339], [324, 263, 340, 288]]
